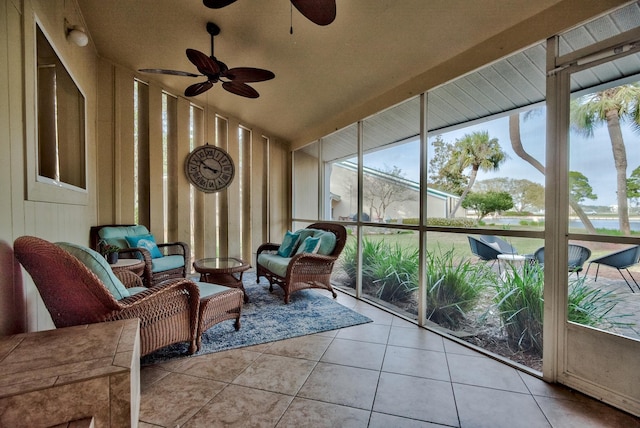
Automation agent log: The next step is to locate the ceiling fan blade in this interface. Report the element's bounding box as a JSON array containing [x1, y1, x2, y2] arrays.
[[185, 81, 214, 97], [291, 0, 336, 26], [222, 81, 259, 98], [138, 68, 201, 77], [203, 0, 238, 8], [224, 67, 275, 82], [186, 49, 220, 76]]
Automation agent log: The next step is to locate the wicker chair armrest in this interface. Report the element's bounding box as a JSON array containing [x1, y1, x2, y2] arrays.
[[107, 279, 200, 351], [114, 278, 200, 316], [290, 252, 336, 263], [114, 270, 144, 288], [157, 241, 190, 259], [257, 243, 280, 254], [118, 247, 153, 286], [287, 253, 337, 276]]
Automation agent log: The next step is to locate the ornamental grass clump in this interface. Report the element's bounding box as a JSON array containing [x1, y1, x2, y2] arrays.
[[343, 240, 492, 328], [492, 262, 634, 356], [491, 263, 544, 354], [342, 238, 418, 302], [425, 246, 494, 328]]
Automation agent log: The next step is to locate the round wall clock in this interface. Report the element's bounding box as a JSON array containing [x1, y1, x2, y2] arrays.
[[184, 144, 235, 193]]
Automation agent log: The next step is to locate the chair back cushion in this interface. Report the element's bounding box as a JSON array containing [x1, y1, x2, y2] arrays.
[[292, 228, 337, 256], [312, 230, 337, 255], [14, 236, 122, 328], [98, 225, 150, 250], [57, 242, 130, 300], [305, 223, 347, 257]]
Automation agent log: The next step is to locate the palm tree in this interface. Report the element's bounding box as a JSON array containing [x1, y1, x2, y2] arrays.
[[447, 131, 507, 217], [571, 83, 640, 235], [508, 112, 597, 234]]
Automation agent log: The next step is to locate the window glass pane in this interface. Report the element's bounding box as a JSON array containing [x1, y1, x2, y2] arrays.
[[293, 141, 319, 220], [569, 76, 640, 236], [332, 225, 356, 290], [162, 92, 177, 242], [362, 98, 420, 224], [567, 60, 640, 342], [36, 25, 86, 190], [427, 107, 546, 229], [359, 225, 419, 313], [135, 80, 150, 226], [325, 124, 358, 221]]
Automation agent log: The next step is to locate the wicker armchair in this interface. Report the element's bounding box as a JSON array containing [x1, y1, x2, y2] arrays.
[[14, 236, 200, 356], [256, 222, 347, 304], [90, 224, 189, 287]]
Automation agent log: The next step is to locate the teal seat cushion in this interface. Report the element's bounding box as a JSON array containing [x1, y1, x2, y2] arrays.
[[56, 242, 130, 300], [257, 253, 291, 278], [125, 234, 163, 258], [196, 281, 234, 299], [151, 254, 185, 273], [127, 287, 148, 296], [98, 225, 150, 250]]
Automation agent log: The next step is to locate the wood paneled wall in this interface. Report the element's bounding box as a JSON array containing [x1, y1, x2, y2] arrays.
[[95, 61, 289, 270]]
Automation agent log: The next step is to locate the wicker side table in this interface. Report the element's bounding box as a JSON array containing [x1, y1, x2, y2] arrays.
[[193, 257, 251, 303]]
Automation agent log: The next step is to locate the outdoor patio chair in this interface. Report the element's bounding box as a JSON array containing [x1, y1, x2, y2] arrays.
[[584, 245, 640, 292], [90, 224, 190, 287], [468, 235, 518, 273], [479, 235, 518, 255], [14, 235, 200, 356], [533, 244, 592, 277]]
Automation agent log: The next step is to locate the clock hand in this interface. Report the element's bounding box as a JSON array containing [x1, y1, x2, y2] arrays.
[[200, 161, 219, 174]]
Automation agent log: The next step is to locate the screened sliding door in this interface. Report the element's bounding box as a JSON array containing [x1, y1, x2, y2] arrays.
[[548, 23, 640, 416]]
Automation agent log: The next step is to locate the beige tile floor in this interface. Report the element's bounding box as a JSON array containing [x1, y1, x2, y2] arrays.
[[139, 291, 640, 428]]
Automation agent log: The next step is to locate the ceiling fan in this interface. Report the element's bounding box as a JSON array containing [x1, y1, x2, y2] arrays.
[[203, 0, 336, 26], [138, 22, 275, 98]]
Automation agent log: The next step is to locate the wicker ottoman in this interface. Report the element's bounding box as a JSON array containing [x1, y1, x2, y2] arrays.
[[196, 284, 244, 350]]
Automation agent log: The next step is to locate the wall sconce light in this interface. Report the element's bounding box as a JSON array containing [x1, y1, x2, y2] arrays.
[[66, 22, 88, 47]]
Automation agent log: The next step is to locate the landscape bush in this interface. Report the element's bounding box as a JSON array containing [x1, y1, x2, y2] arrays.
[[491, 262, 634, 355], [424, 246, 494, 328], [342, 239, 492, 328], [342, 239, 418, 302]]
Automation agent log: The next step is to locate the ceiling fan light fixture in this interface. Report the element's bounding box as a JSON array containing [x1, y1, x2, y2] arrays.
[[140, 21, 274, 99]]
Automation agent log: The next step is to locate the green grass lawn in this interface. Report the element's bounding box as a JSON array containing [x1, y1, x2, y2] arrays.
[[343, 226, 638, 272]]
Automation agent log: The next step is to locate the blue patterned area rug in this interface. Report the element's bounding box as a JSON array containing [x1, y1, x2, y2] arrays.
[[141, 272, 372, 365]]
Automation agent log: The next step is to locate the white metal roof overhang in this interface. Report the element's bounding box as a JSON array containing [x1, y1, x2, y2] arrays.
[[305, 1, 640, 163]]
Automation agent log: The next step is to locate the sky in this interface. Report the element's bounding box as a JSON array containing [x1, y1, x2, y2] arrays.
[[361, 109, 640, 207]]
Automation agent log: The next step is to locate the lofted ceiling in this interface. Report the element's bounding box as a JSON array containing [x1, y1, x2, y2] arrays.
[[76, 0, 625, 146]]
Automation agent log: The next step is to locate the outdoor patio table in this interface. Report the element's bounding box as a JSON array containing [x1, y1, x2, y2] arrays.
[[497, 254, 527, 279]]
